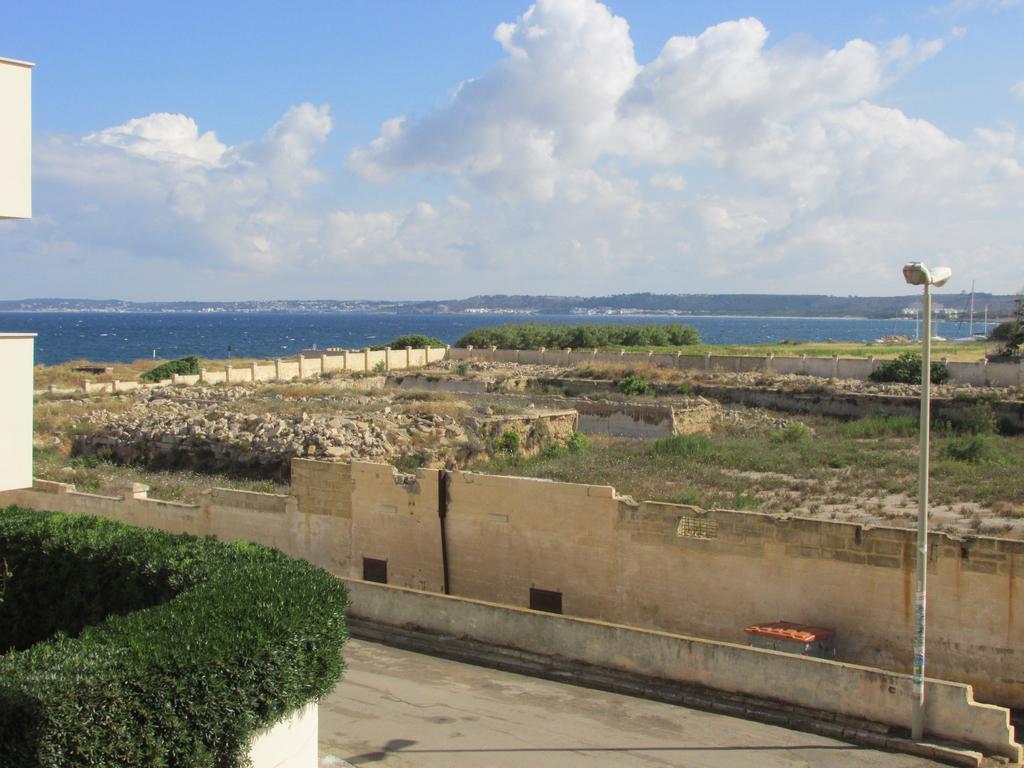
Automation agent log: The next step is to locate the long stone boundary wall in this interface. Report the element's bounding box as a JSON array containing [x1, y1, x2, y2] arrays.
[[449, 346, 1024, 388], [54, 346, 447, 396], [344, 579, 1021, 763], [3, 458, 1022, 714]]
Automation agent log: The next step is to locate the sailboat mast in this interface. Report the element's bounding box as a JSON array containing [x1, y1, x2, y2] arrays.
[[969, 280, 975, 337]]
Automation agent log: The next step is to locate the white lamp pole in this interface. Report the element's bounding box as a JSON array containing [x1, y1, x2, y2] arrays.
[[902, 262, 951, 741]]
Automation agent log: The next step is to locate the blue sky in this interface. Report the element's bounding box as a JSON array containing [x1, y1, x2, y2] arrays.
[[1, 0, 1022, 300]]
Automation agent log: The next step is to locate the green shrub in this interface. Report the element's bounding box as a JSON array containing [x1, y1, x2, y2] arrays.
[[677, 383, 692, 396], [566, 432, 589, 454], [372, 360, 387, 373], [942, 434, 998, 464], [770, 423, 812, 444], [456, 322, 700, 350], [496, 430, 521, 455], [454, 362, 470, 377], [619, 374, 654, 396], [651, 434, 715, 460], [140, 356, 200, 382], [869, 352, 949, 385], [0, 507, 347, 767], [840, 415, 919, 438], [953, 403, 998, 435], [371, 334, 445, 351]]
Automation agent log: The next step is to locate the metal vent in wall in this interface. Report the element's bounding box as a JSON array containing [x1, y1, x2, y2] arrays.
[[363, 557, 388, 584], [529, 587, 563, 614]]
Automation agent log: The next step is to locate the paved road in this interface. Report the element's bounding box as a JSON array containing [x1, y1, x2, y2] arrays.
[[319, 639, 941, 768]]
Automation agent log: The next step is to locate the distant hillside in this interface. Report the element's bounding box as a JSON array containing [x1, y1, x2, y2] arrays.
[[406, 292, 1018, 319], [0, 292, 1016, 320]]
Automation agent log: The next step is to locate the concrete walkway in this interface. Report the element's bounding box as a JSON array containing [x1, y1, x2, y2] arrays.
[[319, 639, 942, 768]]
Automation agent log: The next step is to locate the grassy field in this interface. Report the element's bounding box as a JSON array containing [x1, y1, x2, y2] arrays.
[[469, 412, 1024, 537], [620, 340, 992, 361]]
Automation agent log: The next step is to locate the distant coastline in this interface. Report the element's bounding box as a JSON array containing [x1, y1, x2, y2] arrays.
[[0, 291, 1015, 321]]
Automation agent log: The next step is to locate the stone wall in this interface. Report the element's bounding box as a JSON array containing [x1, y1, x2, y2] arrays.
[[449, 346, 1024, 388], [62, 346, 446, 396], [4, 458, 1022, 710]]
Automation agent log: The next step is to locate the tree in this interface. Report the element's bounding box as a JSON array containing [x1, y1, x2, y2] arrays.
[[990, 291, 1024, 360]]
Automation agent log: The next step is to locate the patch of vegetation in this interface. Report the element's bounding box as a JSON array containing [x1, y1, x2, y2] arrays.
[[942, 434, 999, 464], [372, 360, 387, 373], [469, 414, 1024, 523], [770, 423, 813, 444], [988, 295, 1023, 360], [495, 430, 521, 456], [869, 351, 949, 385], [371, 334, 445, 350], [618, 373, 654, 396], [139, 356, 200, 382], [0, 507, 347, 767], [651, 434, 716, 460], [840, 415, 919, 438], [457, 322, 700, 350]]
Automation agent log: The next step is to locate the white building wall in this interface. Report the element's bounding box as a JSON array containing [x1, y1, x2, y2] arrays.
[[0, 335, 35, 491], [0, 57, 33, 219]]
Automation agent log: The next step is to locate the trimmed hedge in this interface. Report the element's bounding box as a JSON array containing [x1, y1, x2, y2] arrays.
[[0, 507, 347, 767], [140, 355, 200, 382], [456, 322, 700, 350]]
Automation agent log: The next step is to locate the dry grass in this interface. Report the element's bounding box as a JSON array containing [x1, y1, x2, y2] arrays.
[[470, 412, 1024, 537]]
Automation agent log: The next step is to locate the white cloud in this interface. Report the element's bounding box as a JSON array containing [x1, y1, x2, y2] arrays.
[[1012, 80, 1024, 99], [650, 173, 686, 191], [84, 113, 227, 167], [4, 1, 1023, 299]]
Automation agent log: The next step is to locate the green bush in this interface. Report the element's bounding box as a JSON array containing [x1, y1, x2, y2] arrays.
[[869, 352, 949, 385], [942, 434, 998, 464], [952, 403, 998, 435], [496, 430, 521, 455], [456, 322, 700, 350], [371, 334, 445, 351], [618, 374, 654, 396], [566, 432, 589, 454], [0, 507, 347, 767], [140, 356, 200, 382], [770, 423, 812, 444]]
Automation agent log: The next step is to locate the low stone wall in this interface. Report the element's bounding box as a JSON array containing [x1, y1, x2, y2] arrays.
[[575, 400, 718, 438], [343, 579, 1021, 763], [64, 347, 444, 396], [690, 384, 1024, 434], [449, 347, 1024, 388]]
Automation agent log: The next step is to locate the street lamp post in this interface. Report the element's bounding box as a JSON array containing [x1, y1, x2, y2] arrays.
[[901, 262, 952, 741]]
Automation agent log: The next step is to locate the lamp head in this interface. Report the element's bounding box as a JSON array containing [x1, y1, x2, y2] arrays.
[[903, 262, 952, 287]]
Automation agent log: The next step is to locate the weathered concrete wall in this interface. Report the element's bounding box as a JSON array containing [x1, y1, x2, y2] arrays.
[[349, 463, 445, 592], [449, 347, 1024, 388], [5, 458, 1022, 710], [344, 579, 1021, 763], [346, 465, 1024, 709], [576, 400, 676, 438]]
